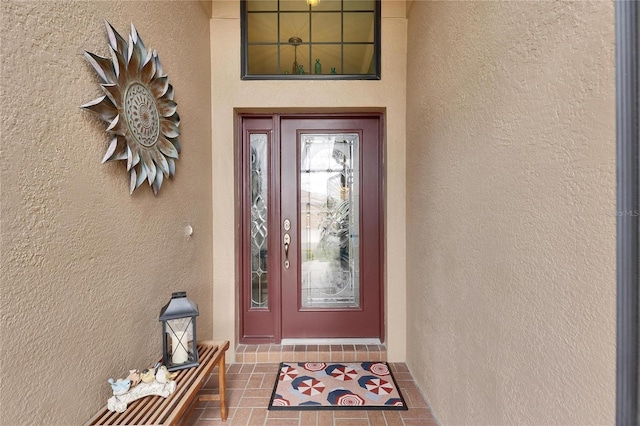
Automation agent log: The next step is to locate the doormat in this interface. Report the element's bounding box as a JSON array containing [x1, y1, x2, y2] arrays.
[[268, 362, 408, 410]]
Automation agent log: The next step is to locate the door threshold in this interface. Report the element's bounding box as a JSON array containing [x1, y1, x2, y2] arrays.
[[281, 338, 382, 345], [235, 340, 387, 363]]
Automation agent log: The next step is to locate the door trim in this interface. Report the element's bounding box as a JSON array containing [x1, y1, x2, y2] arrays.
[[237, 112, 385, 344]]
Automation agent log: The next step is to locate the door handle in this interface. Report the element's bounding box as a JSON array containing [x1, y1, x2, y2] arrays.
[[283, 233, 291, 269]]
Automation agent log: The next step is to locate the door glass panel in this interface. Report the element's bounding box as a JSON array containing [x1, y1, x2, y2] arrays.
[[250, 134, 268, 308], [300, 134, 360, 308]]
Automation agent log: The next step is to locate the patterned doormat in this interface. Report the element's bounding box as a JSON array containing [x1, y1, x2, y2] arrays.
[[268, 362, 408, 410]]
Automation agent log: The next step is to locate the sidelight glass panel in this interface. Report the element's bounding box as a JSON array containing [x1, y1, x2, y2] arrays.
[[300, 134, 360, 308], [250, 134, 268, 308]]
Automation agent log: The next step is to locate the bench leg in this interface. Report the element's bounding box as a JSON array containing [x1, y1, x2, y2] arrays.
[[218, 352, 227, 421], [195, 351, 227, 422]]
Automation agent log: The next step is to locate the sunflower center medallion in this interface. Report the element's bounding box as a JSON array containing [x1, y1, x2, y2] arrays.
[[124, 82, 160, 148]]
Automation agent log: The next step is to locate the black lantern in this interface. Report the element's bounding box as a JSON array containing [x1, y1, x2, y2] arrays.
[[159, 291, 199, 371]]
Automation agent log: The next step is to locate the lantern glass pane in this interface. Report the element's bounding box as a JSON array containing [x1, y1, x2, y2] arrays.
[[166, 317, 195, 366]]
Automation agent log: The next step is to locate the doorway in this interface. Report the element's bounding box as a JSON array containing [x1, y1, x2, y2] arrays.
[[238, 114, 384, 344]]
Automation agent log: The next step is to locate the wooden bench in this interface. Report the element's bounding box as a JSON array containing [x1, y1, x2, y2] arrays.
[[86, 340, 230, 425]]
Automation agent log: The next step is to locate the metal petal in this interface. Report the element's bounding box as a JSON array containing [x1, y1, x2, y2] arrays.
[[105, 21, 128, 57], [126, 145, 133, 171], [153, 50, 164, 78], [167, 137, 181, 154], [140, 54, 156, 84], [132, 146, 141, 168], [81, 96, 117, 123], [111, 49, 128, 86], [150, 76, 169, 99], [102, 137, 118, 163], [111, 150, 128, 162], [126, 144, 141, 171], [141, 150, 156, 186], [126, 35, 141, 80], [129, 168, 137, 194], [152, 167, 163, 196], [101, 84, 122, 108], [156, 98, 177, 117], [161, 84, 174, 101], [102, 137, 127, 163], [135, 163, 148, 188], [167, 158, 176, 177], [84, 51, 116, 83], [157, 137, 179, 159], [106, 114, 126, 136], [108, 47, 119, 80], [167, 111, 180, 127], [160, 119, 180, 139], [130, 23, 148, 64], [151, 148, 170, 176]]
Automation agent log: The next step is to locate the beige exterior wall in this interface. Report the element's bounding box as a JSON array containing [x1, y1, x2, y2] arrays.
[[210, 0, 408, 361], [0, 2, 212, 424], [405, 2, 616, 425]]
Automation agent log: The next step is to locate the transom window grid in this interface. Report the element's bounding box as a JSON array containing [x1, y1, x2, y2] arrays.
[[241, 0, 381, 80]]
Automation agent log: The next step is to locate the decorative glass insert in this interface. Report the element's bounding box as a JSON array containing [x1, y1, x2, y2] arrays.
[[300, 134, 360, 308], [250, 134, 269, 308], [241, 0, 380, 79]]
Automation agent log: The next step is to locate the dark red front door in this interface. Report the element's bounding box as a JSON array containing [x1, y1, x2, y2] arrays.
[[239, 114, 384, 343]]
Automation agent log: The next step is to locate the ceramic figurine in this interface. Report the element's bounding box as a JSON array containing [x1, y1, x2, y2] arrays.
[[140, 368, 155, 384], [155, 365, 178, 384], [108, 378, 131, 396], [127, 369, 141, 387]]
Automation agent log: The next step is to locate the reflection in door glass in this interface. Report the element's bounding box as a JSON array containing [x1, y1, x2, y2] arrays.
[[300, 134, 360, 308], [250, 134, 268, 308]]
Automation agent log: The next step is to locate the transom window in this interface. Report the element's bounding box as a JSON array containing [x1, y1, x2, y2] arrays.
[[241, 0, 381, 80]]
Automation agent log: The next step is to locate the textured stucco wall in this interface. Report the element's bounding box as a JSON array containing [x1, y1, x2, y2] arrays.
[[210, 0, 408, 361], [406, 2, 616, 425], [0, 2, 212, 424]]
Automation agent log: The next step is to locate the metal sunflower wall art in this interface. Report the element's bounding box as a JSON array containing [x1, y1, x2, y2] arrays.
[[82, 22, 180, 195]]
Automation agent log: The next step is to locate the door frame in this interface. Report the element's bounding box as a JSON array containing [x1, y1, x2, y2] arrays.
[[237, 112, 386, 344]]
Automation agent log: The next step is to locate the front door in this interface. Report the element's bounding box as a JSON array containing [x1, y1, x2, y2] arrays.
[[239, 114, 383, 343]]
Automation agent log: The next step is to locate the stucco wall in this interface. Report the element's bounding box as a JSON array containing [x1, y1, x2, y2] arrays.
[[0, 2, 212, 424], [210, 0, 408, 361], [405, 2, 616, 425]]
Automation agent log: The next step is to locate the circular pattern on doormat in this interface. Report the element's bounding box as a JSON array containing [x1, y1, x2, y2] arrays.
[[301, 362, 327, 372], [327, 389, 366, 406], [292, 376, 326, 396], [358, 375, 394, 395], [362, 362, 390, 376], [279, 365, 299, 381], [325, 364, 358, 381]]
